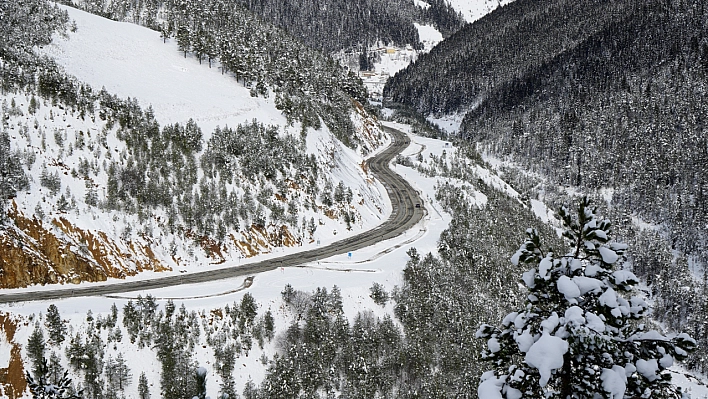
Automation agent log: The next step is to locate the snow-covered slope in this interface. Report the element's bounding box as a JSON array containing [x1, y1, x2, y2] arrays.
[[1, 121, 454, 399], [42, 5, 283, 137], [447, 0, 516, 23], [1, 4, 390, 289]]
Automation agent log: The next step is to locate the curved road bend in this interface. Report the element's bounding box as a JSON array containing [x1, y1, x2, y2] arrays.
[[0, 127, 424, 303]]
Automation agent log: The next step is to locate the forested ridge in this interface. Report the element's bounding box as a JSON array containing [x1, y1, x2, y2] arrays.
[[234, 0, 465, 52], [385, 0, 708, 375], [462, 0, 708, 268], [57, 0, 464, 54], [384, 0, 633, 115]]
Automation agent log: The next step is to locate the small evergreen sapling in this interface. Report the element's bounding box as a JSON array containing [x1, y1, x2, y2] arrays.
[[26, 324, 45, 377], [45, 304, 66, 345], [194, 366, 207, 399], [138, 372, 150, 399], [476, 197, 696, 398]]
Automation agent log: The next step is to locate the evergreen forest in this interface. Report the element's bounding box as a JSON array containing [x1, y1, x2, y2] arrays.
[[385, 0, 708, 377], [3, 0, 708, 398]]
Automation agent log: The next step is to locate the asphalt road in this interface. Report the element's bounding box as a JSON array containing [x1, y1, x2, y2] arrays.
[[0, 127, 424, 303]]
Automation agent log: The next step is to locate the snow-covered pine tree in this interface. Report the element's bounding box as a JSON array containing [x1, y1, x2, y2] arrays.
[[193, 366, 207, 399], [138, 372, 150, 399], [476, 197, 696, 398]]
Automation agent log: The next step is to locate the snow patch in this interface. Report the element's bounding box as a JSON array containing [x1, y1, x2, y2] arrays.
[[515, 331, 534, 353], [478, 372, 504, 399], [636, 359, 659, 382], [573, 276, 603, 295], [530, 199, 551, 223], [414, 23, 444, 51], [524, 333, 568, 387], [601, 366, 627, 398], [414, 0, 431, 9], [557, 275, 580, 300], [599, 247, 619, 264], [0, 332, 10, 369], [426, 113, 464, 135], [447, 0, 516, 23]]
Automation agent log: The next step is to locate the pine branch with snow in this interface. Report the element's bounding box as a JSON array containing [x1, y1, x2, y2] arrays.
[[25, 357, 82, 399], [476, 197, 696, 399]]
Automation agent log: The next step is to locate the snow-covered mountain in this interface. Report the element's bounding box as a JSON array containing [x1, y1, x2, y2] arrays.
[[2, 1, 707, 399]]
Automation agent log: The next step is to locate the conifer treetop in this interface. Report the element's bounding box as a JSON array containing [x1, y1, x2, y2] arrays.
[[477, 197, 696, 399]]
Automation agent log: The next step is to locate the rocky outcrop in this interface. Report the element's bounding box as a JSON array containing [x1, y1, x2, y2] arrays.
[[0, 203, 303, 288], [0, 203, 169, 288], [231, 224, 300, 258]]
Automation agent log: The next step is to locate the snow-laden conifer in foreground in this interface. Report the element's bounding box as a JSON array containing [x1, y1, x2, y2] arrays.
[[476, 197, 696, 398]]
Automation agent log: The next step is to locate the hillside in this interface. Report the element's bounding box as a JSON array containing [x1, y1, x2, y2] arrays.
[[59, 0, 464, 53], [384, 0, 634, 116], [2, 1, 707, 399], [385, 0, 708, 276], [384, 0, 708, 372], [0, 2, 391, 288]]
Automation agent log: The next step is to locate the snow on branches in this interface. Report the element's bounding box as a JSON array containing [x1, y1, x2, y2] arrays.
[[477, 197, 696, 398]]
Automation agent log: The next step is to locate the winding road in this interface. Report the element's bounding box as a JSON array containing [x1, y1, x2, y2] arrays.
[[0, 127, 424, 303]]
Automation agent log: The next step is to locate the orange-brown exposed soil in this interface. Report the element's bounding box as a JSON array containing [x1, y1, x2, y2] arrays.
[[0, 312, 26, 399], [231, 224, 300, 258], [0, 203, 169, 288]]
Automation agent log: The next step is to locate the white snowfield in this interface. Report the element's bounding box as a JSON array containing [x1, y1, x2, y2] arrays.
[[448, 0, 517, 23], [43, 5, 285, 137]]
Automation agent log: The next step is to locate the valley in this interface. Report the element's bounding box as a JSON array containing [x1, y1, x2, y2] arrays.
[[2, 0, 708, 398]]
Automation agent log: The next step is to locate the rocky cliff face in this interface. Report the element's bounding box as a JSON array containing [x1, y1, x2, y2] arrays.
[[0, 203, 307, 288], [0, 203, 169, 288]]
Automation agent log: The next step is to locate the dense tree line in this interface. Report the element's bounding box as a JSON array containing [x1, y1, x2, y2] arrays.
[[25, 296, 275, 399], [391, 151, 564, 396], [234, 0, 464, 52], [0, 0, 70, 94], [385, 0, 633, 116], [238, 0, 422, 53], [102, 105, 353, 245], [247, 285, 405, 398], [60, 0, 464, 55], [0, 129, 29, 212], [0, 0, 68, 215]]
